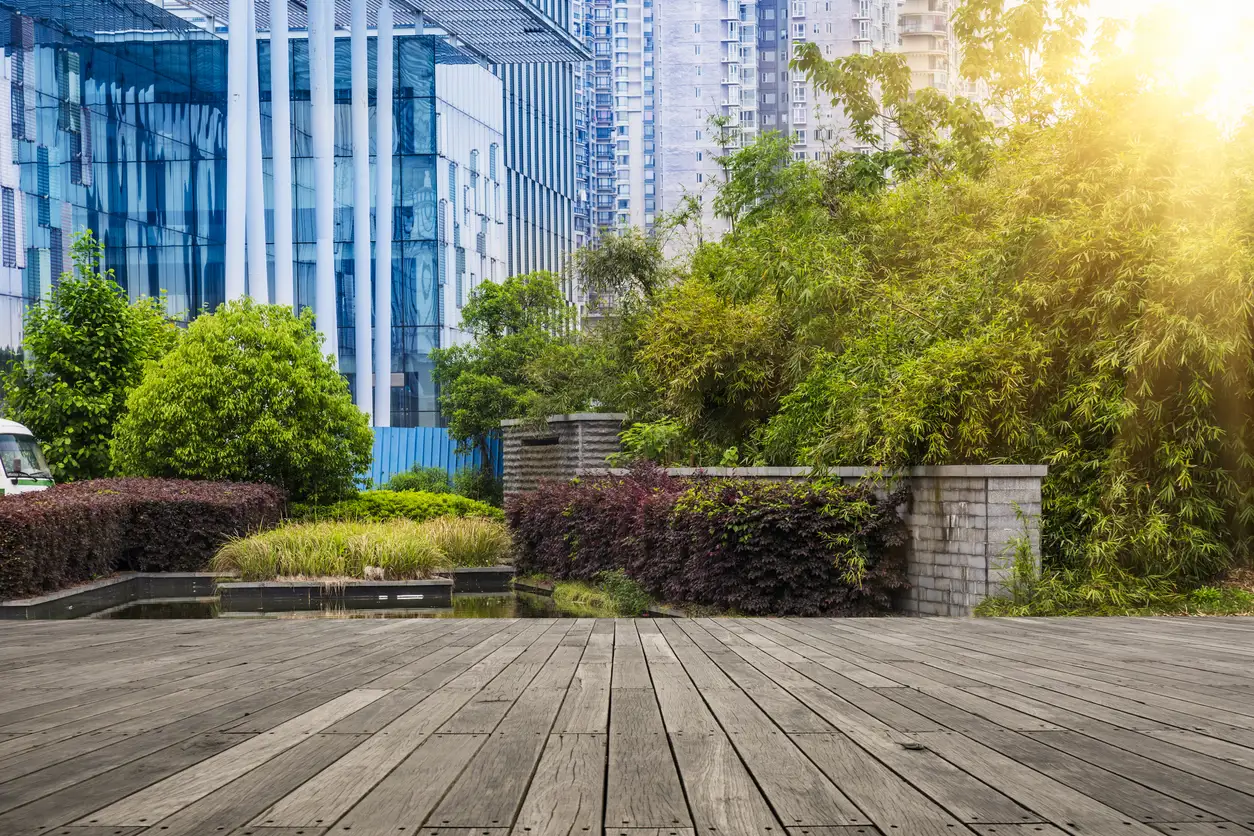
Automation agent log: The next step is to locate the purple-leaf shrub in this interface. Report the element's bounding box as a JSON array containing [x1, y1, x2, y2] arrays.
[[507, 466, 908, 616], [0, 478, 285, 600]]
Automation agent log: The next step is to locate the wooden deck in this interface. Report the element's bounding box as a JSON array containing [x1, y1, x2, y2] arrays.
[[2, 617, 1254, 836]]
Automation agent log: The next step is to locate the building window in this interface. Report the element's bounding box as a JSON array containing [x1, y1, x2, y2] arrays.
[[693, 22, 701, 33], [697, 173, 704, 183]]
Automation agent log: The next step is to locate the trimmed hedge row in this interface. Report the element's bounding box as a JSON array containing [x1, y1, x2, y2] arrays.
[[507, 466, 909, 616], [295, 490, 504, 523], [0, 478, 285, 601]]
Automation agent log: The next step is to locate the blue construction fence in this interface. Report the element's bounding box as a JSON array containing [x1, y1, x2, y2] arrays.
[[363, 426, 503, 489]]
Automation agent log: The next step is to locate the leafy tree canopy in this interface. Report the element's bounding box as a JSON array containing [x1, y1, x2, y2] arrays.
[[528, 0, 1254, 587], [432, 272, 576, 470], [112, 299, 372, 503], [3, 232, 176, 481]]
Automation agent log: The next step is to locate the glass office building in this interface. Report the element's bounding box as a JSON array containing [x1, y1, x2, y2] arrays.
[[0, 0, 588, 427]]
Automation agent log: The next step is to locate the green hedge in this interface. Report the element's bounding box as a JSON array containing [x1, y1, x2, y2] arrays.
[[294, 489, 504, 523]]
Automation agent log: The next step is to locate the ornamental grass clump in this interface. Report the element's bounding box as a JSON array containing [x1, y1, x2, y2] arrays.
[[418, 516, 513, 567], [212, 520, 450, 581]]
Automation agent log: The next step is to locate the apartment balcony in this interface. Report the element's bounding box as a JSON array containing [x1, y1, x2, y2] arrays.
[[903, 39, 949, 56], [912, 69, 949, 91], [900, 12, 948, 34]]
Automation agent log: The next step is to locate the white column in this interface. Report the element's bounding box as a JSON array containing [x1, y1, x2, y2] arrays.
[[245, 0, 269, 302], [270, 0, 295, 308], [351, 0, 372, 421], [374, 0, 393, 425], [309, 0, 338, 351], [224, 0, 250, 300]]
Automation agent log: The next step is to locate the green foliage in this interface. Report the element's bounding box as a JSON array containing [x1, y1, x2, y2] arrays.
[[386, 465, 450, 493], [550, 570, 652, 617], [570, 228, 666, 300], [300, 489, 504, 523], [451, 467, 504, 507], [610, 419, 692, 466], [975, 565, 1254, 617], [600, 9, 1254, 586], [550, 580, 617, 617], [792, 46, 993, 182], [419, 516, 512, 567], [432, 272, 575, 473], [3, 232, 176, 481], [713, 131, 824, 226], [112, 298, 372, 503], [594, 569, 652, 616], [211, 520, 449, 580]]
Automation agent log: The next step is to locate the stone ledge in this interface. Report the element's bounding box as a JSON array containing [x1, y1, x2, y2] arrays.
[[1, 572, 233, 620], [583, 464, 1048, 479], [502, 413, 627, 427]]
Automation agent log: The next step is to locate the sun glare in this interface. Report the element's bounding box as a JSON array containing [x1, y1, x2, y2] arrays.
[[1085, 0, 1254, 128]]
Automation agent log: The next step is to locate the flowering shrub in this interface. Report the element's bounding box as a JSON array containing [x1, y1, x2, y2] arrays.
[[507, 465, 907, 616]]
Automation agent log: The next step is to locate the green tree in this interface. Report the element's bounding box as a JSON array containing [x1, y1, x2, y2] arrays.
[[112, 299, 372, 502], [432, 272, 574, 473], [618, 2, 1254, 586], [3, 232, 176, 481]]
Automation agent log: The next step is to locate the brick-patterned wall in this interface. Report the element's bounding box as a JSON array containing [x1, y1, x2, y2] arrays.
[[501, 414, 626, 497], [505, 426, 1046, 616]]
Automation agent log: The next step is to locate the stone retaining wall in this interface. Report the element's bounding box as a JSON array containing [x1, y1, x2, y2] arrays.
[[501, 415, 1046, 616], [500, 413, 626, 496]]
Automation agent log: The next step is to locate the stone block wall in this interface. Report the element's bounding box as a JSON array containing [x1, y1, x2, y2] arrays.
[[500, 414, 625, 497], [894, 466, 1043, 616]]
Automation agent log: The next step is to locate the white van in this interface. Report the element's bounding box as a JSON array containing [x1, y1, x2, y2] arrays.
[[0, 419, 53, 494]]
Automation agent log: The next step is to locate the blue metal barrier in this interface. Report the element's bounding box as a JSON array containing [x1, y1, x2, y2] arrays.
[[364, 426, 502, 489]]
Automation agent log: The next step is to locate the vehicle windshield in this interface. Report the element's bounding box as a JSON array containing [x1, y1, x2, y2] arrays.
[[0, 434, 52, 479]]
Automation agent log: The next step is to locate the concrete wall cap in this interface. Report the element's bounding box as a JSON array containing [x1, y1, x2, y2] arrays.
[[579, 464, 1047, 479], [502, 413, 627, 427]]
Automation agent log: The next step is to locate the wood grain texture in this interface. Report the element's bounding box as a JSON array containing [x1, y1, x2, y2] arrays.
[[1, 616, 1252, 836]]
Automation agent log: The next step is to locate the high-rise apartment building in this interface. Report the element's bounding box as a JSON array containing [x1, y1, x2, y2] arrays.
[[762, 0, 898, 161], [654, 0, 758, 246], [574, 0, 969, 254], [571, 0, 657, 245], [898, 0, 959, 96]]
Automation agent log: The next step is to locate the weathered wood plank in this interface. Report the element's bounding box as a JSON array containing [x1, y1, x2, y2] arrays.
[[605, 689, 691, 830], [76, 689, 389, 826], [511, 733, 605, 836], [333, 733, 489, 832], [143, 732, 367, 836]]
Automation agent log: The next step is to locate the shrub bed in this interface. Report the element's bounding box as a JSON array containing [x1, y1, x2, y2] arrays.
[[295, 490, 504, 523], [507, 466, 908, 616], [0, 478, 285, 600]]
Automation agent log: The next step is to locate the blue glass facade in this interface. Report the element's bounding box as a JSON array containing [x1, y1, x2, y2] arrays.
[[0, 0, 581, 427], [259, 35, 441, 426], [0, 2, 228, 341]]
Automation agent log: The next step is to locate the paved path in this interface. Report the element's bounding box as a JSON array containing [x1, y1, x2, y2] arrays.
[[2, 617, 1254, 836]]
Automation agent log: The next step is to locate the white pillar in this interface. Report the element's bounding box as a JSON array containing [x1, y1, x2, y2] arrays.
[[351, 0, 372, 421], [224, 0, 250, 300], [309, 0, 338, 352], [245, 0, 269, 302], [270, 0, 295, 308], [373, 0, 393, 425]]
